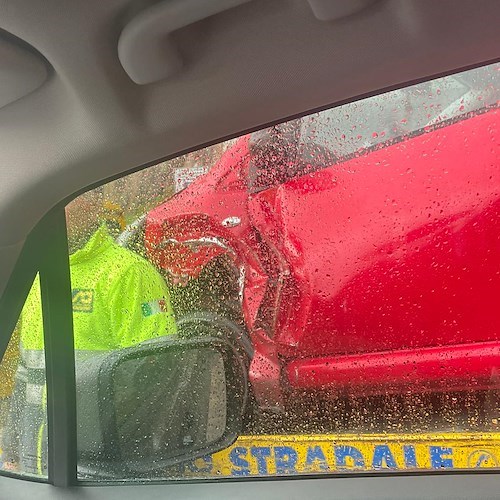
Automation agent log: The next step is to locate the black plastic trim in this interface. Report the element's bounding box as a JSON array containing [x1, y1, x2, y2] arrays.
[[38, 209, 77, 486], [2, 470, 500, 499]]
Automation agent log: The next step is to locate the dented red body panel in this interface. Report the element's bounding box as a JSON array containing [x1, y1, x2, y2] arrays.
[[146, 108, 500, 409]]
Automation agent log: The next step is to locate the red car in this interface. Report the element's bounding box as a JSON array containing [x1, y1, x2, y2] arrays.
[[144, 67, 500, 413]]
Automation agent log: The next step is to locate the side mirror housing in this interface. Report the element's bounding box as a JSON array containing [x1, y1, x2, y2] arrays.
[[76, 335, 248, 479]]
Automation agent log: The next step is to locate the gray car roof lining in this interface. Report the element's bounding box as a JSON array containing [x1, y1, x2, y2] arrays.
[[0, 0, 499, 296], [306, 0, 380, 21], [0, 30, 49, 109], [117, 0, 381, 85]]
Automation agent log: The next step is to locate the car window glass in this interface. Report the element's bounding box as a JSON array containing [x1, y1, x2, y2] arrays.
[[67, 62, 499, 482], [249, 63, 499, 192], [0, 276, 48, 479]]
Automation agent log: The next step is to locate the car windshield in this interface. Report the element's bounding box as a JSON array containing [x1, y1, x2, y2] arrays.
[[249, 64, 499, 192]]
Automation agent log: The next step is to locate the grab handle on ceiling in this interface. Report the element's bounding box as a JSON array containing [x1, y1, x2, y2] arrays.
[[118, 0, 252, 85]]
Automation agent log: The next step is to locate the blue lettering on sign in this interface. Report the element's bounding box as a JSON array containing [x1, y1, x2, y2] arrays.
[[230, 447, 250, 476], [251, 447, 272, 475], [372, 445, 397, 469], [305, 446, 329, 471], [274, 446, 299, 475], [223, 441, 462, 477], [334, 446, 365, 469], [403, 445, 417, 468], [430, 446, 454, 469]]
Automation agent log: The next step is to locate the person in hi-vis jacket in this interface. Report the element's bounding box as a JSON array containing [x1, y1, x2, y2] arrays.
[[1, 187, 177, 475]]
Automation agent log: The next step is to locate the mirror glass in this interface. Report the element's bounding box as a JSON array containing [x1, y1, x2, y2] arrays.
[[112, 345, 227, 467]]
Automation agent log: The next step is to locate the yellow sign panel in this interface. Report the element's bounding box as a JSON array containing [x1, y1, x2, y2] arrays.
[[178, 433, 500, 478]]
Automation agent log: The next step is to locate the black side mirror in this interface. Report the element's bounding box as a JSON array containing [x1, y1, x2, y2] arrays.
[[76, 335, 248, 480]]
